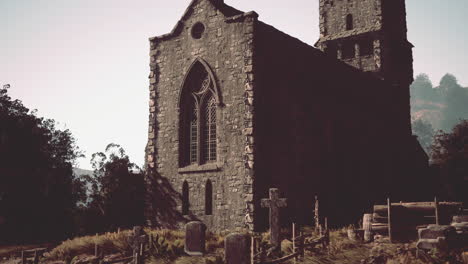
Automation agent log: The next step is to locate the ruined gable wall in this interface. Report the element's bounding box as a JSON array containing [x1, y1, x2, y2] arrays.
[[145, 0, 257, 231]]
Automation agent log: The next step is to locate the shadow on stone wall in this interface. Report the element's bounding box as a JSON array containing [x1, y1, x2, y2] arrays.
[[145, 169, 199, 229]]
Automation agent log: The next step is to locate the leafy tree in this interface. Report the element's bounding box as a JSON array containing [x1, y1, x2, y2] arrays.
[[0, 84, 84, 243], [412, 119, 435, 154], [410, 73, 435, 102], [78, 144, 144, 234], [439, 74, 468, 130], [431, 120, 468, 203]]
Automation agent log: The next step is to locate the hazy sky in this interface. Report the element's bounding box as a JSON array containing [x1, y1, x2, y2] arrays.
[[1, 0, 467, 169]]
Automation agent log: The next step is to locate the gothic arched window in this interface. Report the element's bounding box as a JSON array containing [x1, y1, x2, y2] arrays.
[[205, 180, 213, 215], [180, 61, 218, 166], [346, 14, 353, 30], [182, 181, 189, 215]]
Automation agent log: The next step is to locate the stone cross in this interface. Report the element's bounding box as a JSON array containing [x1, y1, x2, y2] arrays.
[[261, 188, 287, 248]]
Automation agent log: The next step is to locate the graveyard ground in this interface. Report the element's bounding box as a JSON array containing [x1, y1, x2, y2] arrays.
[[1, 227, 466, 264]]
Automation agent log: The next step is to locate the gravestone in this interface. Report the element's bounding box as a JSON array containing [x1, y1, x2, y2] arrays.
[[417, 225, 457, 252], [261, 188, 287, 249], [184, 221, 206, 256], [225, 233, 251, 264]]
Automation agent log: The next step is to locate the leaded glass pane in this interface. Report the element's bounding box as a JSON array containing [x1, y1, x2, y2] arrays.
[[190, 103, 198, 163], [203, 96, 217, 162]]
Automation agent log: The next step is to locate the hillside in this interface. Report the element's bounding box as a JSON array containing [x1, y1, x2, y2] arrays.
[[73, 168, 93, 177], [410, 73, 468, 132]]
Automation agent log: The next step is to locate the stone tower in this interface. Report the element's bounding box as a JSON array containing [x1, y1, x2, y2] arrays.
[[316, 0, 414, 132]]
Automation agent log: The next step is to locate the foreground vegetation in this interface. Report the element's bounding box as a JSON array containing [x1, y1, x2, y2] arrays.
[[1, 227, 463, 264]]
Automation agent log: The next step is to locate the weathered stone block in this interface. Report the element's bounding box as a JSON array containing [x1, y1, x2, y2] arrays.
[[225, 233, 251, 264], [416, 237, 448, 251], [185, 221, 207, 256], [419, 225, 457, 240], [452, 215, 468, 223], [451, 222, 468, 234]]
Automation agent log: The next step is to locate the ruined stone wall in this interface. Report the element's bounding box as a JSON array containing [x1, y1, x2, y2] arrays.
[[145, 0, 257, 231], [319, 0, 382, 37]]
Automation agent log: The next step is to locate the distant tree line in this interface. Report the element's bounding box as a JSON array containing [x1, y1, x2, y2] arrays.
[[410, 74, 468, 204], [411, 73, 468, 132], [0, 85, 144, 244]]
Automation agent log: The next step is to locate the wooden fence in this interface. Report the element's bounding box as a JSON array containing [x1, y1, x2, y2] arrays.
[[251, 223, 330, 264], [372, 198, 463, 241], [20, 248, 47, 264]]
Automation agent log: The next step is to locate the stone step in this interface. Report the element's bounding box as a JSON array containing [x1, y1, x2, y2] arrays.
[[418, 225, 457, 240], [417, 237, 448, 251]]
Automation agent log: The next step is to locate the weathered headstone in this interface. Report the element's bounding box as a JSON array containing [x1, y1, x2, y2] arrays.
[[225, 233, 251, 264], [417, 225, 457, 252], [184, 221, 206, 256], [419, 225, 457, 240], [261, 188, 287, 249]]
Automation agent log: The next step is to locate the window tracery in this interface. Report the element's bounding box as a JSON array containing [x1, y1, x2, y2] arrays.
[[180, 61, 218, 166]]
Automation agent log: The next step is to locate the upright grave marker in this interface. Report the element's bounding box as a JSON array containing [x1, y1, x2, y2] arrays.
[[225, 233, 251, 264], [184, 221, 206, 256], [261, 188, 287, 249]]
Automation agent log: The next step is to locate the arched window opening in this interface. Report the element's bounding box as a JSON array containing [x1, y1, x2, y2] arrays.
[[205, 180, 213, 215], [180, 61, 218, 166], [346, 14, 353, 30], [182, 181, 189, 215]]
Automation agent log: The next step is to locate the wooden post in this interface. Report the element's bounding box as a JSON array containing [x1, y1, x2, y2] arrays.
[[292, 223, 296, 264], [324, 217, 328, 230], [33, 249, 38, 264], [95, 243, 98, 257], [259, 246, 266, 264], [314, 195, 320, 232], [21, 250, 26, 264], [139, 243, 144, 256], [250, 236, 255, 264], [117, 227, 121, 234], [299, 231, 305, 259], [363, 213, 373, 242], [434, 197, 440, 225], [387, 197, 392, 243], [134, 251, 140, 264]]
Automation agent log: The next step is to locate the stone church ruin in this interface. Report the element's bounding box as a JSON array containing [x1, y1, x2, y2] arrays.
[[144, 0, 429, 231]]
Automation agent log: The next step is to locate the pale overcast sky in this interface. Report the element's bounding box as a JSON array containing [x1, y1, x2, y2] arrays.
[[1, 0, 467, 169]]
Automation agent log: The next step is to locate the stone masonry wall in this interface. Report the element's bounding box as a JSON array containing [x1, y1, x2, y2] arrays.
[[146, 0, 257, 231], [319, 0, 382, 37]]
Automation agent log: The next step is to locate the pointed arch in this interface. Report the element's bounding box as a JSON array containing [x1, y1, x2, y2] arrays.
[[179, 58, 220, 166], [182, 181, 189, 215], [205, 180, 213, 215], [178, 58, 221, 109]]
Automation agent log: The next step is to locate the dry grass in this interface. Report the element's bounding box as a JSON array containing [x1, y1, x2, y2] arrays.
[[39, 226, 467, 264], [45, 231, 133, 260], [0, 243, 54, 258]]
